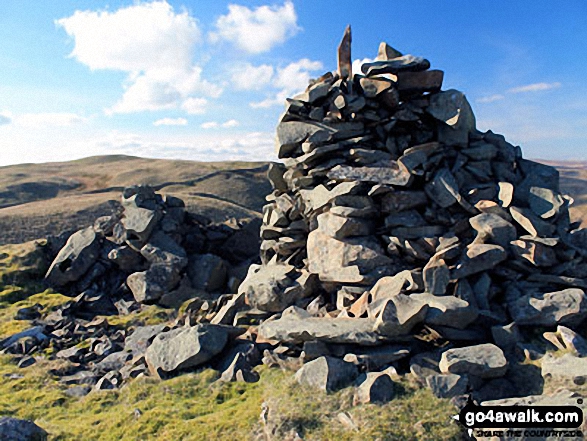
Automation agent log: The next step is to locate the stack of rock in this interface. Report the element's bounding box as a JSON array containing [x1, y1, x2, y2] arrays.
[[239, 26, 587, 401], [45, 185, 260, 310]]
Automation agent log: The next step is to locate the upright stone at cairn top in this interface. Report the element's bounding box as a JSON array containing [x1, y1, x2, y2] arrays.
[[337, 25, 352, 79]]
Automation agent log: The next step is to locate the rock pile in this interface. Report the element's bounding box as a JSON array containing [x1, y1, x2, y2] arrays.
[[2, 27, 587, 415], [239, 26, 587, 402]]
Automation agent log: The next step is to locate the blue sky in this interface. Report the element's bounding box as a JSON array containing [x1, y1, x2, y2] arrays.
[[0, 0, 586, 165]]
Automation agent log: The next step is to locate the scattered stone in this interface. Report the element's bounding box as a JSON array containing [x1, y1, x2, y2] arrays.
[[509, 288, 587, 326], [354, 371, 396, 404], [0, 417, 47, 441], [426, 373, 468, 399]]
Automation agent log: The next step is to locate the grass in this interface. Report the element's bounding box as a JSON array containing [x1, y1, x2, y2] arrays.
[[0, 356, 461, 441]]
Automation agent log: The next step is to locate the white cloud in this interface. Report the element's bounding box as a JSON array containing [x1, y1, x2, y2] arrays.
[[201, 119, 240, 129], [15, 113, 87, 128], [57, 2, 220, 115], [211, 1, 300, 54], [153, 117, 188, 126], [232, 63, 274, 91], [477, 94, 505, 103], [250, 58, 323, 108], [352, 58, 372, 76], [181, 97, 208, 115], [508, 82, 561, 94]]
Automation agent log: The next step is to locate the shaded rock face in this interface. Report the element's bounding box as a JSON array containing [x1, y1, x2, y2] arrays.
[[0, 417, 47, 441]]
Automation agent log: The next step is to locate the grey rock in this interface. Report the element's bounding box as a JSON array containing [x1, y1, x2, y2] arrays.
[[327, 163, 413, 186], [258, 316, 381, 345], [239, 264, 313, 312], [439, 344, 508, 379], [0, 417, 47, 441], [295, 356, 359, 392], [426, 89, 476, 147], [380, 191, 428, 213], [95, 371, 122, 390], [219, 352, 259, 383], [299, 182, 361, 213], [354, 371, 396, 404], [17, 356, 36, 368], [140, 231, 187, 268], [423, 257, 450, 295], [469, 213, 517, 248], [145, 324, 228, 377], [491, 323, 521, 353], [64, 385, 92, 398], [510, 239, 557, 267], [210, 293, 246, 325], [426, 373, 469, 398], [187, 254, 227, 293], [45, 227, 100, 286], [425, 168, 466, 209], [127, 263, 181, 303], [376, 42, 402, 60], [396, 70, 444, 93], [1, 326, 47, 350], [509, 288, 587, 326], [307, 231, 392, 284], [361, 55, 431, 76], [276, 121, 334, 158], [373, 294, 428, 337], [452, 244, 507, 279], [316, 212, 373, 239], [411, 293, 478, 329], [107, 245, 143, 272], [121, 206, 160, 244], [337, 25, 352, 78], [359, 77, 393, 98], [124, 324, 170, 355], [528, 186, 564, 219], [510, 206, 555, 237]]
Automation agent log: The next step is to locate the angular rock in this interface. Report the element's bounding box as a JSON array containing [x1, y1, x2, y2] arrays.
[[0, 417, 47, 441], [423, 257, 450, 295], [258, 316, 381, 345], [337, 25, 352, 79], [124, 324, 170, 355], [295, 356, 359, 392], [327, 163, 413, 186], [426, 373, 469, 399], [452, 244, 507, 279], [510, 206, 555, 237], [509, 288, 587, 326], [361, 55, 431, 76], [541, 353, 587, 386], [426, 89, 476, 147], [127, 263, 181, 303], [439, 344, 508, 379], [316, 212, 373, 239], [140, 231, 187, 268], [307, 231, 392, 284], [510, 239, 557, 267], [411, 293, 478, 329], [396, 70, 444, 93], [45, 227, 100, 286], [373, 294, 428, 337], [469, 213, 517, 248], [122, 206, 160, 244], [145, 324, 228, 377], [354, 371, 396, 404]]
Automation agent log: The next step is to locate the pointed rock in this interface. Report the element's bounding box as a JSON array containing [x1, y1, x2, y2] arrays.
[[337, 25, 352, 79]]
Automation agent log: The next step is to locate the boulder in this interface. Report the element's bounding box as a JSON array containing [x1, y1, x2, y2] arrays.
[[373, 294, 428, 337], [439, 343, 508, 379], [127, 264, 181, 303], [452, 244, 507, 279], [411, 293, 478, 329], [425, 373, 469, 399], [469, 213, 517, 247], [145, 325, 228, 377], [45, 227, 100, 286], [295, 356, 359, 392], [426, 89, 476, 146], [541, 353, 587, 386], [509, 288, 587, 326], [354, 371, 396, 404], [0, 417, 47, 441]]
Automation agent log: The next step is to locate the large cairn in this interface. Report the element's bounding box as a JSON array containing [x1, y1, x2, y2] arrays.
[[240, 27, 587, 400]]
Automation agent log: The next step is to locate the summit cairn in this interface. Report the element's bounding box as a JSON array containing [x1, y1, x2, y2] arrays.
[[240, 27, 587, 401]]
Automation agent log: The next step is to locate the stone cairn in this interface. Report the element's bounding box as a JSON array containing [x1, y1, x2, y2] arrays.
[[3, 28, 587, 407]]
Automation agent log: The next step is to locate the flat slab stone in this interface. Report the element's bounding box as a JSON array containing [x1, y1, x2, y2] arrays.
[[361, 55, 431, 76], [258, 316, 382, 345], [452, 244, 507, 279], [295, 356, 358, 392], [439, 343, 508, 379], [327, 163, 413, 186]]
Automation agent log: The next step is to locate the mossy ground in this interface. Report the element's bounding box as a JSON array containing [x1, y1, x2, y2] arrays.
[[0, 242, 464, 440]]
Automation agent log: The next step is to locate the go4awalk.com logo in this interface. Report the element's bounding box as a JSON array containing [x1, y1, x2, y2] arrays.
[[453, 397, 585, 439]]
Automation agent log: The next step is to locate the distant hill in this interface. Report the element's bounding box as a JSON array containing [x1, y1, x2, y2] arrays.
[[0, 155, 584, 246], [0, 155, 271, 245]]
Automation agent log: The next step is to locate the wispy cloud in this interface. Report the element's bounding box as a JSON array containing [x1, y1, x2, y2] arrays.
[[153, 117, 187, 126], [508, 82, 561, 93], [477, 94, 505, 103], [0, 112, 11, 126], [201, 119, 240, 129], [16, 112, 87, 128]]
